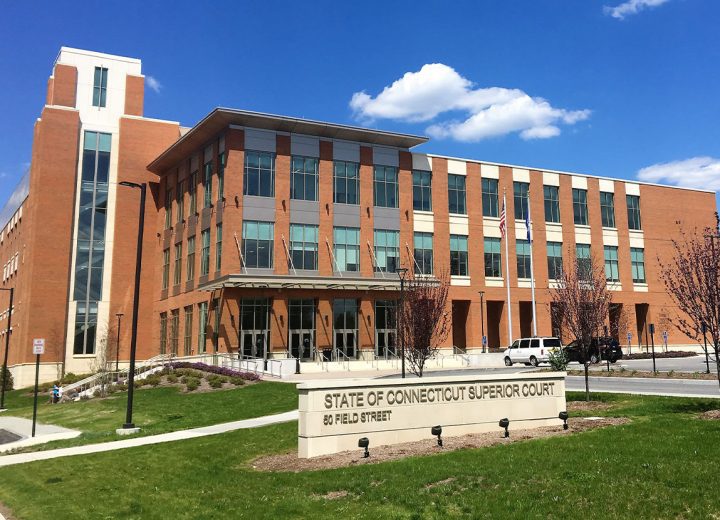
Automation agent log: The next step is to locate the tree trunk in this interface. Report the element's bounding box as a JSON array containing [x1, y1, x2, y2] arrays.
[[584, 362, 590, 401]]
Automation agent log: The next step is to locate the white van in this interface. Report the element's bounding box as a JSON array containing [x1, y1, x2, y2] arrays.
[[503, 337, 562, 367]]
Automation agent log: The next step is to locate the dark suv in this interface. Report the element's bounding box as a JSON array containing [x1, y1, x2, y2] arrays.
[[564, 337, 623, 364]]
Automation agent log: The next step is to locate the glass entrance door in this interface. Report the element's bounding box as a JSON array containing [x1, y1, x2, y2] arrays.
[[375, 300, 397, 359], [333, 299, 358, 360], [289, 298, 315, 360], [239, 298, 270, 359]]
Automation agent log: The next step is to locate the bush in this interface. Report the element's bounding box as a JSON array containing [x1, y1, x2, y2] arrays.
[[115, 383, 128, 392], [548, 348, 569, 371], [207, 375, 227, 389], [166, 362, 260, 382], [166, 374, 178, 384], [1, 366, 15, 391], [144, 375, 162, 387], [229, 376, 246, 386], [185, 377, 200, 392]]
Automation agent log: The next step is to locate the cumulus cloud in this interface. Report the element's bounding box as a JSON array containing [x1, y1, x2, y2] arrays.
[[604, 0, 671, 20], [146, 75, 162, 93], [637, 157, 720, 190], [349, 63, 590, 142]]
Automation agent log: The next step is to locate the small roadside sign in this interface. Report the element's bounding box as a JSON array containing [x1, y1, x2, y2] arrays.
[[626, 332, 632, 342], [482, 335, 488, 346], [32, 338, 45, 355], [662, 331, 668, 341]]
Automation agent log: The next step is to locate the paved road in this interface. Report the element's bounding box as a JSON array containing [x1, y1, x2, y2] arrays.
[[566, 375, 720, 398]]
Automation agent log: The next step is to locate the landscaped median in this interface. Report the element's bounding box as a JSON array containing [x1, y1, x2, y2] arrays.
[[2, 392, 720, 519]]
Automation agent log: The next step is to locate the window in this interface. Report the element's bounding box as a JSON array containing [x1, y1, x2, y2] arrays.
[[604, 246, 619, 282], [544, 185, 560, 223], [173, 243, 182, 286], [631, 247, 646, 283], [374, 166, 398, 208], [374, 229, 399, 272], [547, 241, 563, 280], [159, 312, 167, 354], [92, 67, 108, 107], [576, 244, 591, 274], [183, 306, 193, 356], [333, 226, 360, 272], [484, 237, 502, 278], [242, 221, 274, 269], [162, 248, 170, 290], [186, 236, 195, 281], [482, 178, 499, 217], [291, 156, 319, 201], [198, 302, 208, 354], [215, 224, 222, 272], [448, 174, 466, 214], [189, 171, 197, 214], [450, 235, 468, 276], [600, 192, 616, 228], [73, 302, 98, 355], [334, 161, 359, 205], [573, 188, 588, 225], [203, 160, 212, 208], [413, 170, 432, 211], [212, 298, 220, 352], [627, 195, 642, 230], [176, 180, 184, 224], [514, 182, 529, 220], [164, 187, 173, 230], [289, 224, 318, 270], [170, 310, 179, 355], [200, 230, 210, 276], [516, 239, 531, 279], [217, 150, 225, 201], [413, 232, 433, 275], [244, 151, 275, 197]]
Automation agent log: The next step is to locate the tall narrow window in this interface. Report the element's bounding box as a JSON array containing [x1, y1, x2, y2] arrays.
[[198, 302, 208, 354], [200, 230, 210, 276], [170, 310, 179, 355], [215, 224, 222, 272], [92, 67, 108, 107], [573, 188, 588, 225], [576, 244, 591, 274], [374, 166, 398, 208], [627, 195, 642, 230], [413, 232, 433, 275], [412, 170, 432, 211], [176, 179, 184, 224], [203, 160, 212, 208], [547, 241, 563, 280], [289, 224, 319, 270], [544, 185, 560, 223], [291, 156, 319, 201], [333, 226, 360, 272], [604, 246, 620, 282], [514, 182, 530, 220], [217, 149, 225, 202], [516, 239, 531, 279], [482, 178, 499, 217], [186, 236, 196, 282], [334, 161, 359, 205], [242, 221, 274, 269], [450, 235, 469, 276], [600, 192, 616, 228], [244, 151, 275, 197], [484, 237, 502, 278], [631, 247, 646, 283], [374, 229, 399, 272], [164, 187, 173, 230], [183, 306, 193, 356], [448, 175, 467, 215], [189, 171, 197, 214], [162, 248, 170, 290], [159, 312, 167, 354], [173, 243, 182, 286]]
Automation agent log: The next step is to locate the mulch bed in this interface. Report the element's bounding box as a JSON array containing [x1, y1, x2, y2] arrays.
[[250, 417, 629, 472], [566, 369, 717, 380], [699, 410, 720, 420], [567, 400, 613, 412], [624, 351, 697, 360]]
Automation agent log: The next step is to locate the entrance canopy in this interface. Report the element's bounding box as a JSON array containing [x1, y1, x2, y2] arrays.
[[197, 273, 404, 292]]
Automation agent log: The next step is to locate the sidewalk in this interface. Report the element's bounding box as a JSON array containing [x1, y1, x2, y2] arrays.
[[0, 417, 81, 453], [0, 410, 298, 468]]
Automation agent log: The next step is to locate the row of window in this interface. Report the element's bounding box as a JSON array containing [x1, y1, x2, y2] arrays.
[[160, 302, 208, 356], [1, 252, 18, 282], [162, 225, 223, 289]]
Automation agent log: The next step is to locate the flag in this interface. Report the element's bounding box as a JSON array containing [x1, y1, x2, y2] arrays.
[[499, 200, 506, 238]]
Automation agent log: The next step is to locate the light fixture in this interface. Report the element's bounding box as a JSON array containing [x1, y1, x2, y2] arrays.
[[559, 411, 569, 430], [358, 437, 370, 458], [499, 418, 510, 438], [431, 425, 443, 447]]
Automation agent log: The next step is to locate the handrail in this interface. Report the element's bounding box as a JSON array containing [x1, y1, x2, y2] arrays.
[[335, 349, 351, 370], [405, 243, 423, 274]]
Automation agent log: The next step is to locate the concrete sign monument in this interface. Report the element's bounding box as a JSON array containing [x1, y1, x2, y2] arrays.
[[298, 371, 566, 458]]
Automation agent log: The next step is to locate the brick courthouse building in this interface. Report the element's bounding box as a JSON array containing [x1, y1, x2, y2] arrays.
[[0, 48, 716, 385]]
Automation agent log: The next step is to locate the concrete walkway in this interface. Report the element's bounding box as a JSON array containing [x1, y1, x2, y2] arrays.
[[0, 409, 298, 468], [0, 417, 81, 453]]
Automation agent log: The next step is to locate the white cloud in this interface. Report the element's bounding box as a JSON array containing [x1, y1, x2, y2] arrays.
[[637, 157, 720, 190], [146, 75, 162, 94], [349, 63, 590, 142], [604, 0, 671, 20]]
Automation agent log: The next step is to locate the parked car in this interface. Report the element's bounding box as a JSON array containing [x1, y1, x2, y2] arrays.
[[504, 337, 563, 367], [563, 337, 624, 364]]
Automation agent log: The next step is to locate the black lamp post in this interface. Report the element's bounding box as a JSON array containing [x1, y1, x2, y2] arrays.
[[649, 323, 656, 373], [118, 181, 146, 432], [0, 287, 14, 410], [115, 313, 124, 373], [479, 291, 486, 353], [396, 267, 409, 379], [702, 322, 710, 374]]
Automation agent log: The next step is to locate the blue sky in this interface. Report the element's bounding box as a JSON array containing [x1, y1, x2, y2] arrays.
[[1, 0, 718, 216]]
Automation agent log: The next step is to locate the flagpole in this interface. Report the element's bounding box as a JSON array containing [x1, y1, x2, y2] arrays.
[[527, 194, 538, 336], [503, 191, 513, 344]]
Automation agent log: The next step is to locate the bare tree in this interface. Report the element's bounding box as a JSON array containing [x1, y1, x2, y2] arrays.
[[549, 252, 613, 401], [398, 272, 451, 377], [89, 329, 111, 396], [659, 214, 720, 388]]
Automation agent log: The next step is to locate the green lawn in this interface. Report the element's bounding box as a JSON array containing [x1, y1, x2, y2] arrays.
[[1, 381, 297, 451], [1, 392, 719, 519]]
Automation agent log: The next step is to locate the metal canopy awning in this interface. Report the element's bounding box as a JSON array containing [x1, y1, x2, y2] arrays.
[[197, 274, 405, 292]]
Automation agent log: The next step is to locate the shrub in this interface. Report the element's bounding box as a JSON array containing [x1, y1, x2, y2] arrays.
[[115, 383, 128, 392], [144, 375, 162, 387], [229, 376, 246, 386], [166, 374, 178, 384], [548, 348, 569, 371], [207, 375, 227, 389], [166, 362, 260, 382], [134, 380, 144, 389], [185, 377, 200, 392]]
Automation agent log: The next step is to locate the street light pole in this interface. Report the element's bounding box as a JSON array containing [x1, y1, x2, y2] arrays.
[[115, 313, 124, 373], [0, 287, 14, 410], [118, 181, 146, 433], [396, 267, 409, 379], [479, 291, 485, 353]]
